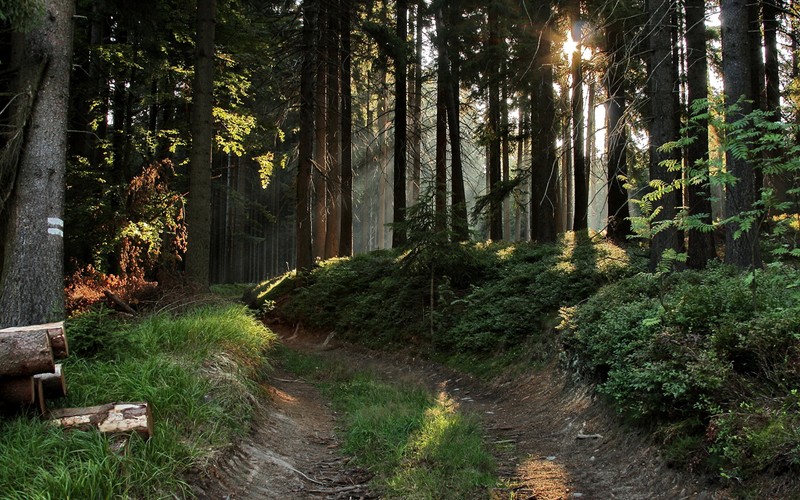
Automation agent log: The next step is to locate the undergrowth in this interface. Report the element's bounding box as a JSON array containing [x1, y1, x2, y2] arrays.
[[561, 262, 800, 493], [0, 304, 276, 499], [278, 348, 496, 498]]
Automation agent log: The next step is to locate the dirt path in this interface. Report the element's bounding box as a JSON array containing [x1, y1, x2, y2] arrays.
[[194, 325, 730, 499]]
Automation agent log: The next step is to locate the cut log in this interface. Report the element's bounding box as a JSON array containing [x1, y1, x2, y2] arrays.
[[0, 329, 54, 377], [34, 364, 66, 398], [49, 402, 153, 439], [0, 376, 35, 404], [0, 322, 69, 359], [34, 377, 46, 415], [103, 290, 137, 316]]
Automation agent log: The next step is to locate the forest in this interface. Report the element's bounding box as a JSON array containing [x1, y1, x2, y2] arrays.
[[1, 0, 800, 497]]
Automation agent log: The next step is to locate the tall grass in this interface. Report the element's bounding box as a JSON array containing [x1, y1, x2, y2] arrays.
[[0, 304, 276, 499]]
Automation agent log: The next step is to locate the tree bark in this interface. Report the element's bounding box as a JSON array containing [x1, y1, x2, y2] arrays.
[[647, 0, 682, 270], [685, 0, 716, 268], [435, 28, 448, 233], [185, 0, 216, 288], [530, 2, 558, 243], [296, 0, 316, 270], [324, 0, 342, 259], [569, 0, 588, 231], [721, 0, 762, 268], [393, 0, 408, 247], [605, 22, 631, 244], [0, 328, 54, 377], [313, 0, 328, 258], [339, 0, 353, 257], [35, 363, 67, 399], [0, 322, 68, 360], [0, 376, 34, 405], [487, 4, 503, 241], [409, 2, 424, 206], [0, 0, 74, 328], [439, 5, 469, 241], [50, 402, 154, 439]]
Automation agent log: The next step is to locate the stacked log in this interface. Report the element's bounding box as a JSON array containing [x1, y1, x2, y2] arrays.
[[0, 322, 153, 440], [0, 322, 67, 411]]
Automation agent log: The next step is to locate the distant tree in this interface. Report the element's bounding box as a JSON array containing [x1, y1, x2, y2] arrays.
[[185, 0, 216, 288], [0, 0, 75, 327]]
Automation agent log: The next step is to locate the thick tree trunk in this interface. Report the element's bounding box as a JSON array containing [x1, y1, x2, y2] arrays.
[[393, 0, 408, 247], [530, 3, 558, 243], [762, 0, 788, 203], [685, 0, 717, 268], [0, 0, 74, 328], [647, 0, 682, 270], [0, 328, 54, 377], [721, 0, 762, 268], [185, 0, 216, 288], [296, 0, 316, 270], [50, 402, 154, 439]]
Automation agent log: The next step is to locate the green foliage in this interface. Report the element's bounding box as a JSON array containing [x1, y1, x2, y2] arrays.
[[278, 350, 496, 498], [0, 0, 44, 30], [562, 263, 800, 481], [440, 233, 638, 354], [1, 305, 276, 498], [634, 96, 800, 264]]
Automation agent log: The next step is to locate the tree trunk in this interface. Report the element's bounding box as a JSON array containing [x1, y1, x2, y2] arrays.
[[647, 0, 682, 270], [605, 22, 631, 244], [409, 1, 424, 206], [685, 0, 716, 268], [487, 4, 503, 241], [0, 0, 74, 328], [569, 1, 588, 231], [50, 402, 154, 439], [185, 0, 216, 288], [313, 0, 328, 259], [721, 0, 762, 268], [296, 0, 316, 270], [339, 0, 353, 257], [393, 0, 408, 247], [435, 27, 448, 233], [325, 0, 342, 259], [530, 2, 558, 243], [762, 0, 788, 203], [502, 77, 511, 240], [440, 5, 469, 241]]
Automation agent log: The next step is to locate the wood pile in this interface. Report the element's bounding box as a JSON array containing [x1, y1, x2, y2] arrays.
[[0, 322, 152, 439]]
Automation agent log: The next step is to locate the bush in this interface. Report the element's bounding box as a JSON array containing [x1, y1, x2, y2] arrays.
[[562, 262, 800, 481]]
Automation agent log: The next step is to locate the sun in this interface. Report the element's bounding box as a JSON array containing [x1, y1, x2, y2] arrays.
[[563, 31, 578, 56]]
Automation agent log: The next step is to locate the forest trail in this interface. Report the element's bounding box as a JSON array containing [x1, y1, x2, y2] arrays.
[[194, 325, 730, 499]]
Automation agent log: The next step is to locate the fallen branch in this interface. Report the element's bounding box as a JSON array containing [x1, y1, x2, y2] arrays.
[[50, 402, 152, 438]]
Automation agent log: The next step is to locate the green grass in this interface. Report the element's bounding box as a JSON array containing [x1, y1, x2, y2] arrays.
[[278, 348, 496, 499], [0, 304, 276, 499]]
